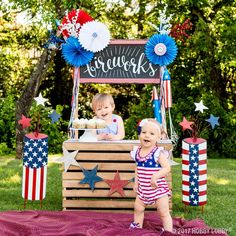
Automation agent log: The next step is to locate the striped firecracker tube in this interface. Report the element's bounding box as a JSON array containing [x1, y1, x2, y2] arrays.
[[182, 138, 207, 206], [22, 133, 48, 201]]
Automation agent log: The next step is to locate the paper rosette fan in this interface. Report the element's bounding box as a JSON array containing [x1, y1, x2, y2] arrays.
[[145, 34, 178, 66], [59, 9, 94, 39], [78, 21, 110, 52], [62, 37, 94, 67]]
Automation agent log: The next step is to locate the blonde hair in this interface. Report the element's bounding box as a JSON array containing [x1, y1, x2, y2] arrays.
[[91, 93, 115, 111], [139, 118, 161, 135]]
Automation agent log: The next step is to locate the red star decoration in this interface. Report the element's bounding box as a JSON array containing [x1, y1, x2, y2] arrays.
[[104, 171, 129, 197], [179, 116, 194, 131], [18, 115, 32, 129]]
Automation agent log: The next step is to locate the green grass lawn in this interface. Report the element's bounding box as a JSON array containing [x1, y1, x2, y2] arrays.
[[0, 155, 62, 211], [0, 155, 235, 235], [171, 158, 236, 236]]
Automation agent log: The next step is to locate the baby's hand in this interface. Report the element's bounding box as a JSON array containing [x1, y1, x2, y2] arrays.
[[97, 133, 108, 140], [106, 133, 115, 140], [151, 174, 158, 189]]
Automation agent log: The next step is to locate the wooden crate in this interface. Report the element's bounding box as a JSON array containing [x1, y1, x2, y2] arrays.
[[62, 140, 173, 212]]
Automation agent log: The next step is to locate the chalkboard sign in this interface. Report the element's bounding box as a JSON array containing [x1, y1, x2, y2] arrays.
[[79, 39, 160, 84]]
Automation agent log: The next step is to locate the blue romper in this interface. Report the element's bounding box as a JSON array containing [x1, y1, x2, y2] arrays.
[[97, 114, 119, 135]]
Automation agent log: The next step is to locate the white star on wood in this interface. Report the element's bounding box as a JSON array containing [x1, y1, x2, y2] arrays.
[[194, 100, 208, 113], [56, 147, 80, 172], [34, 93, 48, 106]]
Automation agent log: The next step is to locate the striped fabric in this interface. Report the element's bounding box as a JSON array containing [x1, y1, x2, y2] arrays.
[[182, 138, 207, 206], [132, 146, 170, 205], [22, 133, 48, 201], [163, 68, 172, 108]]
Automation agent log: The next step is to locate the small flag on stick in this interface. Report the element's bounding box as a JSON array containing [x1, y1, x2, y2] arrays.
[[163, 69, 172, 108], [152, 86, 162, 124]]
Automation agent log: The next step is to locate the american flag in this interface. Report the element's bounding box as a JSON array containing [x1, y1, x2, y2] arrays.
[[163, 68, 172, 108], [182, 138, 207, 206], [22, 133, 48, 201]]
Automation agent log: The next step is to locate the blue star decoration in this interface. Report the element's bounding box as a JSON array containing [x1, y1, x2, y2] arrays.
[[79, 165, 103, 191], [152, 86, 162, 124], [43, 30, 65, 50], [206, 114, 219, 129], [49, 110, 61, 124]]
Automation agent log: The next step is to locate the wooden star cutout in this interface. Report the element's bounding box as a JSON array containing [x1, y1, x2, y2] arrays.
[[194, 100, 208, 113], [48, 110, 61, 124], [79, 165, 103, 191], [34, 92, 48, 106], [206, 114, 219, 129], [56, 147, 80, 172], [179, 116, 194, 131], [18, 115, 32, 129], [104, 171, 129, 197]]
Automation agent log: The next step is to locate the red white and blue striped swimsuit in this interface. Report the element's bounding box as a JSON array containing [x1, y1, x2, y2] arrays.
[[131, 146, 171, 205]]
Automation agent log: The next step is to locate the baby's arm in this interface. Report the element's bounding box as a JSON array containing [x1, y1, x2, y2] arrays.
[[151, 150, 171, 188], [97, 133, 109, 140], [106, 115, 125, 141]]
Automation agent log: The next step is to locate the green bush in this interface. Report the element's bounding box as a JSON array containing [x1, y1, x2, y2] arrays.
[[0, 95, 68, 155], [125, 85, 236, 159], [29, 103, 68, 154], [172, 92, 236, 158], [0, 142, 11, 155], [0, 95, 16, 154], [125, 85, 153, 140], [1, 86, 235, 159]]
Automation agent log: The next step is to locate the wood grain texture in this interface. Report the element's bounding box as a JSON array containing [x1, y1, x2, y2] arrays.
[[62, 140, 173, 212]]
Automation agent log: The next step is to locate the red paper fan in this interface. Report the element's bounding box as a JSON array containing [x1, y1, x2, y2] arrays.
[[59, 9, 93, 39]]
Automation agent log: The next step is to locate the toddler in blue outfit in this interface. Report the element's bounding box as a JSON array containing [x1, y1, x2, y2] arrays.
[[91, 93, 125, 141]]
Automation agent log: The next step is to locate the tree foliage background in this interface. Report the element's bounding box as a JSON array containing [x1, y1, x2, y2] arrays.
[[0, 0, 235, 158]]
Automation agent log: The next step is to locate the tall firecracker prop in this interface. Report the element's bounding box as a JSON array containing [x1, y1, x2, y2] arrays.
[[18, 91, 60, 208], [22, 133, 48, 208], [182, 138, 207, 212]]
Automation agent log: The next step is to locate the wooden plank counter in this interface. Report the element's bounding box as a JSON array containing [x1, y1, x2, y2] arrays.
[[62, 140, 173, 212]]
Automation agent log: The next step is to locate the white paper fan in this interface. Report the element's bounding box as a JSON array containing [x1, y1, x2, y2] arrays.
[[78, 21, 110, 52]]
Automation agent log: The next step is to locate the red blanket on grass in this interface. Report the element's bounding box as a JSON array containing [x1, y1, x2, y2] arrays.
[[0, 211, 228, 236]]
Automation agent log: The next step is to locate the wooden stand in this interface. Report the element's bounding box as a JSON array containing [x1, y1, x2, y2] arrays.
[[62, 140, 173, 212]]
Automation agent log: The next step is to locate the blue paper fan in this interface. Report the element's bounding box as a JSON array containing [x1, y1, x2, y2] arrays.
[[62, 36, 94, 67], [145, 34, 178, 66]]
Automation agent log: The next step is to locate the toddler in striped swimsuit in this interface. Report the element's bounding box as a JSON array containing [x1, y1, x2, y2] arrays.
[[130, 118, 173, 232]]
